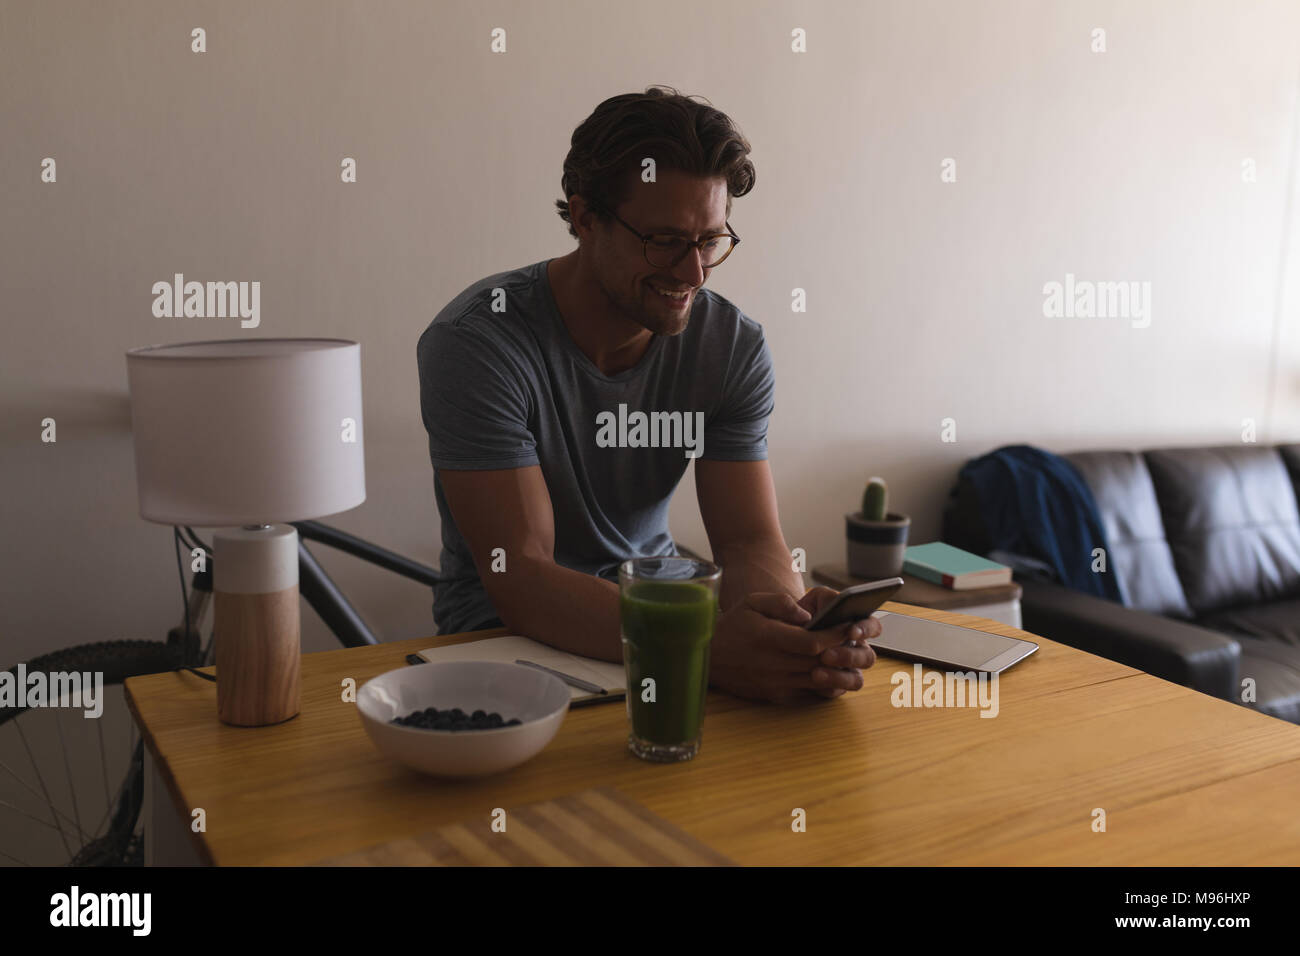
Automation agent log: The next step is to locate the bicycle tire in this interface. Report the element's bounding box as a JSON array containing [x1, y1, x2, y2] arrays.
[[1, 639, 191, 866], [0, 639, 185, 728]]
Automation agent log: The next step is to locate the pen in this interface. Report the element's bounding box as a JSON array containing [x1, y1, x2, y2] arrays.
[[570, 693, 626, 709], [406, 654, 623, 706], [514, 658, 606, 694]]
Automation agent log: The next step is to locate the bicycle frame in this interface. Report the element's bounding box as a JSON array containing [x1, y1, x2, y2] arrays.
[[183, 520, 442, 650], [293, 520, 441, 647]]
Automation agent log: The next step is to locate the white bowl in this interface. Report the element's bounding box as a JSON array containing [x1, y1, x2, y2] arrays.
[[357, 661, 571, 778]]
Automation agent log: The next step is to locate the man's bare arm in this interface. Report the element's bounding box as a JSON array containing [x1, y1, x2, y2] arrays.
[[695, 457, 881, 699], [694, 458, 804, 610], [437, 466, 623, 663]]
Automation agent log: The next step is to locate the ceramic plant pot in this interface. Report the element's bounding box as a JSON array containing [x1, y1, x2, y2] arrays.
[[845, 511, 911, 580]]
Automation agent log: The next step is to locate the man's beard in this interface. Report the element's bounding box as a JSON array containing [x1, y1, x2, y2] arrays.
[[598, 270, 692, 336]]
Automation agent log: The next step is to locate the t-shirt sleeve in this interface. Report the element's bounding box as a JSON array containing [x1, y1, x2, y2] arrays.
[[701, 321, 775, 461], [417, 319, 540, 470]]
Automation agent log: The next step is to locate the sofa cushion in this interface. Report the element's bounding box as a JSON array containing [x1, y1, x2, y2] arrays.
[[1197, 597, 1300, 648], [1143, 446, 1300, 613], [1064, 450, 1193, 618], [1233, 636, 1300, 724]]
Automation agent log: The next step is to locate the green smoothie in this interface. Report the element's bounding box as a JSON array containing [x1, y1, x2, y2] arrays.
[[619, 580, 718, 748]]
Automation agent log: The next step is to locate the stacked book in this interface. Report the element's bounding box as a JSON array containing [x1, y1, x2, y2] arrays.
[[903, 542, 1011, 590]]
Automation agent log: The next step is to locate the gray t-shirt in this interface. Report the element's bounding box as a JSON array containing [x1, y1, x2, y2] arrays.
[[416, 258, 775, 635]]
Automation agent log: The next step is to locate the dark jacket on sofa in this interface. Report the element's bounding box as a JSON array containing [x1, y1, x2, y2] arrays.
[[956, 444, 1122, 602]]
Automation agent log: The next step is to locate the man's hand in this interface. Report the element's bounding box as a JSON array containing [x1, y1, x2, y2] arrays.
[[797, 586, 883, 699], [708, 589, 880, 704]]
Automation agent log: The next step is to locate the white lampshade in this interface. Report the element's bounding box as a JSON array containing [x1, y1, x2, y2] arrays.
[[125, 338, 366, 525]]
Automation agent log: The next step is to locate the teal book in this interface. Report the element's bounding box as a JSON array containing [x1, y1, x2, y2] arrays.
[[903, 542, 1011, 590]]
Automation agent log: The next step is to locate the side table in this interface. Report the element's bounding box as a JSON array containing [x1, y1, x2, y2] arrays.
[[811, 564, 1022, 628]]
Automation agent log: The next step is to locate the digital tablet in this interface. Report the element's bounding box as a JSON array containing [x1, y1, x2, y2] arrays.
[[869, 610, 1038, 674]]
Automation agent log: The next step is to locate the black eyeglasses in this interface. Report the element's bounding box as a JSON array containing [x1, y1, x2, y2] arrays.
[[597, 206, 741, 268]]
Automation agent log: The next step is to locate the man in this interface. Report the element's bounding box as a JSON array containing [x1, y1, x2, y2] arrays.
[[417, 86, 881, 703]]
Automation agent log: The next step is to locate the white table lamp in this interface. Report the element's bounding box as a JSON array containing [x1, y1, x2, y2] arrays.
[[126, 338, 366, 726]]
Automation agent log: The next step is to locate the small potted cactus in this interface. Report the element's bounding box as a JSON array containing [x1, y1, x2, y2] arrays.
[[845, 476, 911, 579]]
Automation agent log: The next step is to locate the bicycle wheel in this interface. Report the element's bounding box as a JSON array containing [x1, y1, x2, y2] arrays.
[[0, 639, 187, 866]]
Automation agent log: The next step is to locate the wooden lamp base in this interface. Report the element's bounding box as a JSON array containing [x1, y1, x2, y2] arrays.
[[213, 525, 301, 726]]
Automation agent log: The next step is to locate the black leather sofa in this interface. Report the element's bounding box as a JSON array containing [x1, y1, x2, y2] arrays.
[[943, 443, 1300, 724]]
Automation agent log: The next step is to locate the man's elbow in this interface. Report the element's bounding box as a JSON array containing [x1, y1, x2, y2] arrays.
[[479, 551, 553, 634]]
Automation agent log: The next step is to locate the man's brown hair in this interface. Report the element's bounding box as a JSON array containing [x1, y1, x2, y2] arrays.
[[555, 86, 756, 240]]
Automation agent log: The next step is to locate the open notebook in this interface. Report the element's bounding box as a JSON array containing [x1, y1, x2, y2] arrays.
[[416, 635, 627, 704]]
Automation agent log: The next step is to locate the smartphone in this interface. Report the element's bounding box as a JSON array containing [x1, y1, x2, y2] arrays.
[[804, 577, 904, 630]]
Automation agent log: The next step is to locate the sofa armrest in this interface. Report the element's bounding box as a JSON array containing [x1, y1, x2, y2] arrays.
[[1018, 577, 1240, 700]]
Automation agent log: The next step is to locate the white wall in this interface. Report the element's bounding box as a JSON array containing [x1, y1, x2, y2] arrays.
[[2, 0, 1298, 666]]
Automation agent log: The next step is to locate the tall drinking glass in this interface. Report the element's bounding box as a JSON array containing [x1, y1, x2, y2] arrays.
[[618, 557, 721, 762]]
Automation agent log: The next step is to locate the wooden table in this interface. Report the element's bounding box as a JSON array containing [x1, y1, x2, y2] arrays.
[[124, 602, 1300, 865]]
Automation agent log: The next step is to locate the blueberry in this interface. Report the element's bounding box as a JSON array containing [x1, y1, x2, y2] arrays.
[[394, 706, 521, 729]]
